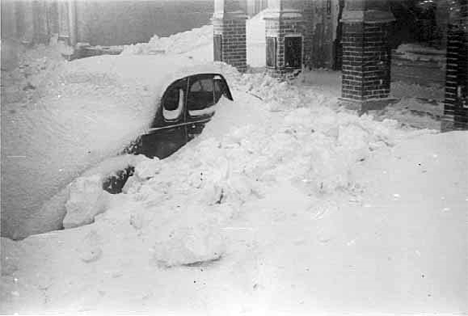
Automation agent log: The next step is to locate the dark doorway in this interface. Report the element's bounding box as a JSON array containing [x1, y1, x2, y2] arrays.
[[284, 36, 302, 68]]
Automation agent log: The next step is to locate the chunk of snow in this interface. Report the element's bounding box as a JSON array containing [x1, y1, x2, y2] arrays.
[[63, 175, 109, 229], [150, 205, 226, 268]]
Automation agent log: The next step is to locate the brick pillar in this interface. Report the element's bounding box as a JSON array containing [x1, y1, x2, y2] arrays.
[[340, 0, 395, 103], [212, 0, 247, 72], [442, 0, 468, 131], [263, 1, 305, 78]]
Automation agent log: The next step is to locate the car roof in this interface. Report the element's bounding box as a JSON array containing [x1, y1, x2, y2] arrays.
[[66, 54, 229, 97]]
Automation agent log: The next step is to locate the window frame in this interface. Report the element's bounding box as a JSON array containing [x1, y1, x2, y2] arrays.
[[266, 36, 277, 69], [161, 78, 188, 123], [284, 35, 303, 69]]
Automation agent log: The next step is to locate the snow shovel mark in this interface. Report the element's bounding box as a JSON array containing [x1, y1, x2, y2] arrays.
[[182, 255, 223, 268], [84, 115, 97, 123], [223, 227, 256, 231], [312, 207, 331, 220], [156, 255, 223, 269], [80, 247, 102, 263]]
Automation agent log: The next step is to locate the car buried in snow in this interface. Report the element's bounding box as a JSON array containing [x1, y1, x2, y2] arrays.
[[102, 72, 233, 193]]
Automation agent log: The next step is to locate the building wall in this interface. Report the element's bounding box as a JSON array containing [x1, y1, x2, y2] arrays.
[[74, 0, 214, 46], [1, 0, 214, 46]]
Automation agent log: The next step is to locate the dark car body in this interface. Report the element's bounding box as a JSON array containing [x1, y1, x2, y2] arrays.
[[103, 73, 233, 193]]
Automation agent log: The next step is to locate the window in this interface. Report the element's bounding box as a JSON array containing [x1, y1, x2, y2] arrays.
[[188, 77, 216, 117], [266, 37, 277, 68], [162, 80, 186, 121]]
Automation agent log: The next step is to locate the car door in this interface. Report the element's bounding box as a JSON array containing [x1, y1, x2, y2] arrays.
[[135, 78, 189, 159], [186, 74, 231, 141]]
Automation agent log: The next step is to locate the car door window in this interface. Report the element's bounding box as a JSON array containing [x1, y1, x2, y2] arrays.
[[162, 80, 186, 121], [213, 75, 227, 103], [188, 77, 216, 117]]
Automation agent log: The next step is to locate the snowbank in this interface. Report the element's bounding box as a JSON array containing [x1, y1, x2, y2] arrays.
[[122, 25, 213, 56]]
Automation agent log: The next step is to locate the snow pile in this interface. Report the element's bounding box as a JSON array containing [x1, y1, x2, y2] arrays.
[[57, 80, 437, 272], [121, 10, 267, 67], [121, 25, 213, 56], [374, 98, 443, 130], [63, 175, 110, 229]]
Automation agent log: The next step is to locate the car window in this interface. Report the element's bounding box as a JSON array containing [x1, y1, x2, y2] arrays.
[[190, 78, 214, 93], [188, 77, 216, 117], [162, 80, 186, 121], [213, 75, 226, 103]]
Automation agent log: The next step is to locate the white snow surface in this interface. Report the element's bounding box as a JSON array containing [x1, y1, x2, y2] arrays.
[[2, 15, 468, 315]]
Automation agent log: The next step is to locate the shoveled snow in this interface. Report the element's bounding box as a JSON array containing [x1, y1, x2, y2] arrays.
[[1, 12, 467, 315]]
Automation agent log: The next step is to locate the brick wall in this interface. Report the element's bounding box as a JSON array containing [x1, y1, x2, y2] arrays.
[[213, 17, 247, 72], [303, 4, 314, 69], [442, 2, 468, 131], [341, 22, 392, 101]]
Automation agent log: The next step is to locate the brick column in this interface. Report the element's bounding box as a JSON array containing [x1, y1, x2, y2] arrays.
[[442, 0, 468, 131], [263, 0, 305, 78], [340, 0, 395, 104], [212, 0, 247, 72]]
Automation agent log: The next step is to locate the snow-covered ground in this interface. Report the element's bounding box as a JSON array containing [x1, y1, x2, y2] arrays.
[[1, 12, 467, 315]]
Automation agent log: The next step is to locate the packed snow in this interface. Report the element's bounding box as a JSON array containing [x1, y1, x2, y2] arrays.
[[1, 11, 467, 315]]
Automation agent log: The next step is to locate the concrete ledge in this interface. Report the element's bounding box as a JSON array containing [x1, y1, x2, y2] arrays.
[[262, 8, 303, 21], [212, 11, 248, 21], [339, 97, 399, 115]]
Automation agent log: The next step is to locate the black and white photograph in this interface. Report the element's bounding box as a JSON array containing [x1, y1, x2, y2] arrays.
[[1, 0, 467, 314]]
